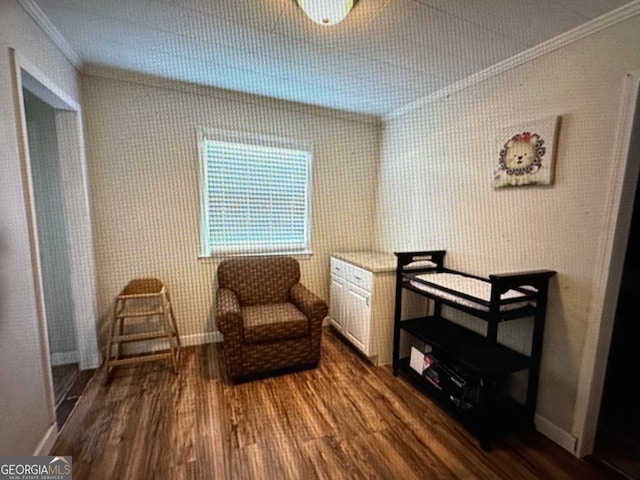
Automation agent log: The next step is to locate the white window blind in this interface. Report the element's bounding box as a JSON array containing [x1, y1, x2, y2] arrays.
[[199, 129, 312, 256]]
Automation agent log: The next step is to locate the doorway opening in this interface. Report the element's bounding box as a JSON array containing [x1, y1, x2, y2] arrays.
[[22, 89, 79, 427], [11, 50, 100, 439], [593, 168, 640, 478], [21, 89, 98, 428]]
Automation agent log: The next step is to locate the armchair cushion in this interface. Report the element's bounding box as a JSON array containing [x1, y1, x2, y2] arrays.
[[243, 303, 308, 343]]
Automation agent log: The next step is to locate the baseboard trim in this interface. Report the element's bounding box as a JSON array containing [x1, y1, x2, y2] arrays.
[[182, 332, 223, 346], [50, 350, 80, 367], [536, 413, 578, 455], [80, 351, 102, 371], [34, 424, 58, 456]]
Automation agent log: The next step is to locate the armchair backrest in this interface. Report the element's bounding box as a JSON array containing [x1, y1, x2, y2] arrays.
[[217, 256, 301, 306]]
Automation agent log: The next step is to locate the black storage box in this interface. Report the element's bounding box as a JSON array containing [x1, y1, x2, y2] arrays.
[[421, 353, 483, 410]]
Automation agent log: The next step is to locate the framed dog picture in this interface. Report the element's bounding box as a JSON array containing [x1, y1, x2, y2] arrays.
[[493, 115, 560, 188]]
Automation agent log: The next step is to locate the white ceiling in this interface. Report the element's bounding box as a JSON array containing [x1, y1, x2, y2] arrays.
[[33, 0, 631, 118]]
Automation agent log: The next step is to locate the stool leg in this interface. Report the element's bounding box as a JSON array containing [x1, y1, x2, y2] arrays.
[[104, 302, 121, 381], [164, 291, 181, 348], [169, 305, 181, 348], [116, 313, 124, 360], [161, 292, 179, 374], [169, 306, 180, 369]]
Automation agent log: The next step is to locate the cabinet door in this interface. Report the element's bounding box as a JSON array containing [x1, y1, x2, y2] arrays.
[[345, 282, 371, 354], [329, 274, 346, 332]]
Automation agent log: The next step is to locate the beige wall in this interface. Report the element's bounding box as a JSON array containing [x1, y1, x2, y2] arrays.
[[0, 0, 81, 455], [375, 13, 640, 448], [81, 69, 381, 346]]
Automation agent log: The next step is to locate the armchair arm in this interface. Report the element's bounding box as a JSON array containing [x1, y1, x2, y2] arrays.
[[216, 287, 243, 338], [290, 283, 328, 325]]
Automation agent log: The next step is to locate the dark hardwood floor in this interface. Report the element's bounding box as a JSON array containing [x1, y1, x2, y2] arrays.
[[52, 363, 79, 407], [51, 363, 94, 428], [51, 328, 618, 479]]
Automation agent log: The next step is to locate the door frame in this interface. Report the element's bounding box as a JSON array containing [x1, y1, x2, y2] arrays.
[[572, 69, 640, 457], [10, 48, 100, 432]]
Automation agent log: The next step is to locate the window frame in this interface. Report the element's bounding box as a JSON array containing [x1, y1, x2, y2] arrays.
[[198, 127, 313, 258]]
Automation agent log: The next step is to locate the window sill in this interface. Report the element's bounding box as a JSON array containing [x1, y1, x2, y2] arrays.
[[198, 251, 313, 262]]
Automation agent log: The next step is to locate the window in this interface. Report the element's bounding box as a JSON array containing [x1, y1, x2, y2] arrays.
[[199, 128, 312, 257]]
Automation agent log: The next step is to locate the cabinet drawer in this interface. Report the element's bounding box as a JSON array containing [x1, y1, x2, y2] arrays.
[[331, 257, 372, 291], [331, 257, 349, 277], [346, 264, 372, 291]]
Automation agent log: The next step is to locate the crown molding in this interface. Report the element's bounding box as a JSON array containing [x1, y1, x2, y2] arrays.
[[387, 0, 640, 120], [82, 64, 382, 126], [17, 0, 81, 68]]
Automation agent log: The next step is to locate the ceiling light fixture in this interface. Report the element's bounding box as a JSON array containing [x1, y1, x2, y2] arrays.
[[297, 0, 354, 26]]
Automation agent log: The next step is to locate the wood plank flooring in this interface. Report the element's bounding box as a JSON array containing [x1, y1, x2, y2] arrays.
[[53, 365, 95, 429], [51, 328, 618, 480], [52, 363, 79, 407]]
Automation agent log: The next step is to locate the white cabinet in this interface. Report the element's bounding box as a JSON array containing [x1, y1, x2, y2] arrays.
[[329, 253, 395, 365], [344, 281, 371, 353], [329, 274, 346, 331]]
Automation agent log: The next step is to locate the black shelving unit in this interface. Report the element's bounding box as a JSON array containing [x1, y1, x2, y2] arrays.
[[392, 251, 555, 451]]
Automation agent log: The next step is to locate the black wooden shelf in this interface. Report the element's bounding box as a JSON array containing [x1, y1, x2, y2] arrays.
[[400, 316, 530, 377], [392, 250, 556, 451]]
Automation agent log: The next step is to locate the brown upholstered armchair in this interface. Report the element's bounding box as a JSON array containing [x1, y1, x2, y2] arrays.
[[216, 256, 328, 382]]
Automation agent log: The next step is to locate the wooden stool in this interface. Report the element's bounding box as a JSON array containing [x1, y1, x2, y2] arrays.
[[104, 278, 180, 378]]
